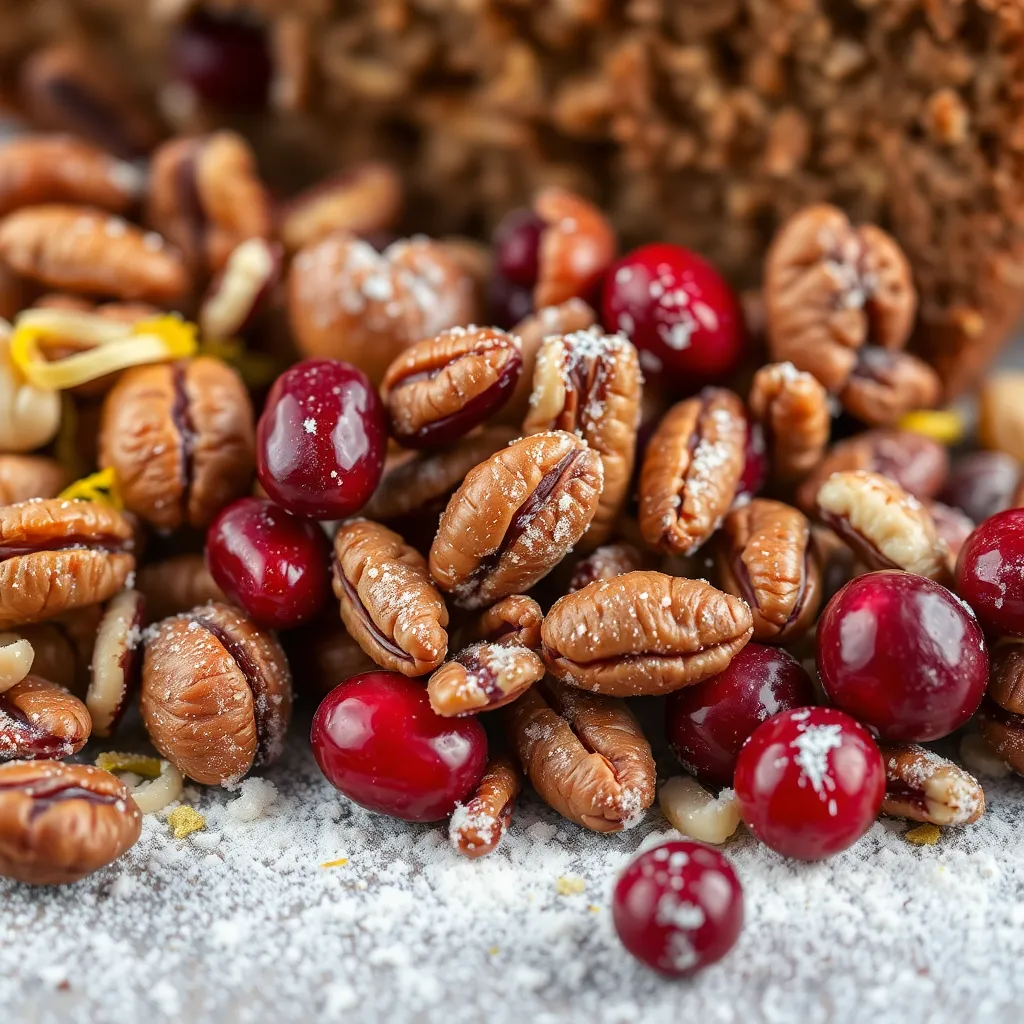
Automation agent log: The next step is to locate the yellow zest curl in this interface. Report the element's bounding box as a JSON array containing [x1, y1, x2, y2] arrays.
[[897, 409, 965, 447], [58, 467, 123, 510], [95, 752, 163, 779]]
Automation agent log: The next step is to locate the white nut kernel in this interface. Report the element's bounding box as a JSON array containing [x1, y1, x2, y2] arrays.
[[0, 633, 34, 693], [659, 775, 740, 845]]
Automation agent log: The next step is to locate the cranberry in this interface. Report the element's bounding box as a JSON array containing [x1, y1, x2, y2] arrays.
[[256, 359, 386, 520], [666, 644, 816, 787], [494, 208, 545, 288], [733, 707, 885, 861], [489, 273, 534, 330], [311, 672, 487, 822], [612, 840, 743, 976], [956, 508, 1024, 637], [602, 243, 746, 383], [941, 451, 1020, 525], [205, 497, 331, 630], [817, 570, 988, 741], [735, 418, 767, 505], [170, 9, 272, 111]]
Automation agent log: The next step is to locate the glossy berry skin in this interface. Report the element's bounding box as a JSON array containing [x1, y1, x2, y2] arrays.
[[257, 359, 386, 520], [666, 644, 816, 787], [602, 243, 746, 382], [956, 508, 1024, 638], [494, 208, 544, 287], [612, 840, 743, 976], [733, 707, 885, 861], [818, 570, 988, 741], [206, 497, 331, 630], [311, 672, 488, 822]]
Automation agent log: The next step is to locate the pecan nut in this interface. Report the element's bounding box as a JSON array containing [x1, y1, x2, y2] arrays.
[[460, 595, 545, 650], [429, 430, 604, 609], [428, 642, 544, 717], [449, 748, 521, 859], [141, 602, 293, 786], [524, 328, 641, 549], [7, 615, 96, 695], [567, 542, 649, 593], [838, 348, 942, 426], [541, 571, 753, 696], [136, 553, 226, 622], [978, 372, 1024, 463], [0, 676, 91, 761], [332, 519, 449, 676], [0, 499, 135, 629], [879, 742, 985, 826], [764, 204, 917, 392], [504, 679, 655, 833], [0, 760, 142, 885], [639, 388, 747, 555], [714, 499, 821, 643], [0, 455, 68, 505], [86, 589, 145, 738]]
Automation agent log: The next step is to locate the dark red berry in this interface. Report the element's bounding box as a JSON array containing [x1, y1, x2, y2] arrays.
[[818, 570, 988, 741], [310, 672, 488, 822], [494, 208, 544, 288], [940, 451, 1020, 525], [956, 508, 1024, 637], [666, 644, 816, 787], [205, 497, 331, 630], [733, 706, 885, 861], [256, 359, 386, 520], [735, 418, 767, 505], [612, 840, 743, 976]]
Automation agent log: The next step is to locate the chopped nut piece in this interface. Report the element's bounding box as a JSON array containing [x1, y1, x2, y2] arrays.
[[659, 776, 741, 845], [879, 742, 984, 826], [555, 877, 586, 895]]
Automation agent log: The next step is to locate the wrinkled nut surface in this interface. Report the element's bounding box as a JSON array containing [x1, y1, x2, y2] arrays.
[[0, 499, 135, 629], [198, 237, 283, 341], [0, 455, 67, 504], [0, 333, 63, 454], [332, 519, 449, 676], [659, 776, 741, 845], [715, 499, 821, 643], [748, 362, 830, 482], [0, 760, 142, 885], [289, 234, 478, 386], [0, 676, 91, 760], [382, 327, 522, 448], [141, 602, 293, 786], [815, 471, 951, 583], [838, 348, 942, 426], [136, 553, 226, 621], [462, 595, 544, 650], [430, 431, 603, 609], [449, 749, 521, 859], [988, 641, 1024, 716], [100, 357, 255, 531], [428, 642, 544, 717], [0, 633, 34, 693], [9, 619, 89, 695], [541, 571, 753, 696], [504, 680, 655, 833], [764, 204, 917, 392], [525, 328, 641, 549], [979, 373, 1024, 462], [0, 205, 189, 304], [879, 742, 985, 826], [86, 589, 145, 738], [639, 389, 747, 555]]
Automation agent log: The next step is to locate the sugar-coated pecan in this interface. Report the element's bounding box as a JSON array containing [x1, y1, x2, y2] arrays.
[[879, 742, 985, 826], [0, 676, 91, 761], [639, 388, 747, 555], [748, 361, 829, 482], [815, 470, 952, 584], [0, 760, 142, 885], [838, 347, 942, 427], [981, 641, 1024, 775], [429, 431, 604, 609], [541, 571, 753, 696], [979, 702, 1024, 777], [198, 237, 283, 340], [99, 357, 255, 531], [86, 589, 145, 738], [462, 595, 544, 650], [568, 543, 649, 593], [7, 613, 97, 696], [449, 748, 521, 859], [503, 680, 655, 833], [524, 328, 641, 549], [289, 234, 478, 386], [136, 553, 226, 621], [714, 499, 821, 643], [332, 519, 449, 676], [141, 602, 293, 786], [381, 327, 522, 449], [428, 642, 544, 717], [0, 455, 68, 505], [764, 204, 917, 392], [0, 499, 135, 629]]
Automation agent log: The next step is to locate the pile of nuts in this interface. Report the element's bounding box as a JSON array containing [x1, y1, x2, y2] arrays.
[[0, 122, 1021, 981]]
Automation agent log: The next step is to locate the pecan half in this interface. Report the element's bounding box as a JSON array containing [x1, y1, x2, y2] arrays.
[[839, 348, 942, 427], [524, 328, 641, 549], [541, 571, 753, 696], [136, 553, 226, 621], [504, 680, 654, 832], [429, 431, 604, 609], [748, 362, 830, 482], [764, 204, 917, 392], [381, 327, 522, 448], [989, 640, 1024, 715], [639, 388, 747, 555], [8, 613, 97, 695], [333, 519, 449, 676], [0, 455, 68, 505], [0, 676, 91, 761], [86, 588, 145, 738], [815, 470, 952, 583], [879, 742, 985, 826], [979, 700, 1024, 777], [428, 642, 544, 717], [462, 595, 544, 650], [568, 543, 649, 593], [714, 499, 821, 643], [449, 748, 521, 859], [0, 760, 142, 885]]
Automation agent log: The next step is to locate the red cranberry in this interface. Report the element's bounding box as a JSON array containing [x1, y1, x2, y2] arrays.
[[733, 707, 885, 861], [256, 359, 386, 521], [956, 508, 1024, 637], [940, 451, 1020, 525], [602, 243, 746, 383], [205, 497, 331, 630], [666, 644, 816, 787], [612, 840, 743, 976], [489, 273, 534, 330], [817, 570, 988, 741], [311, 672, 487, 822], [494, 208, 545, 288], [735, 418, 767, 505]]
